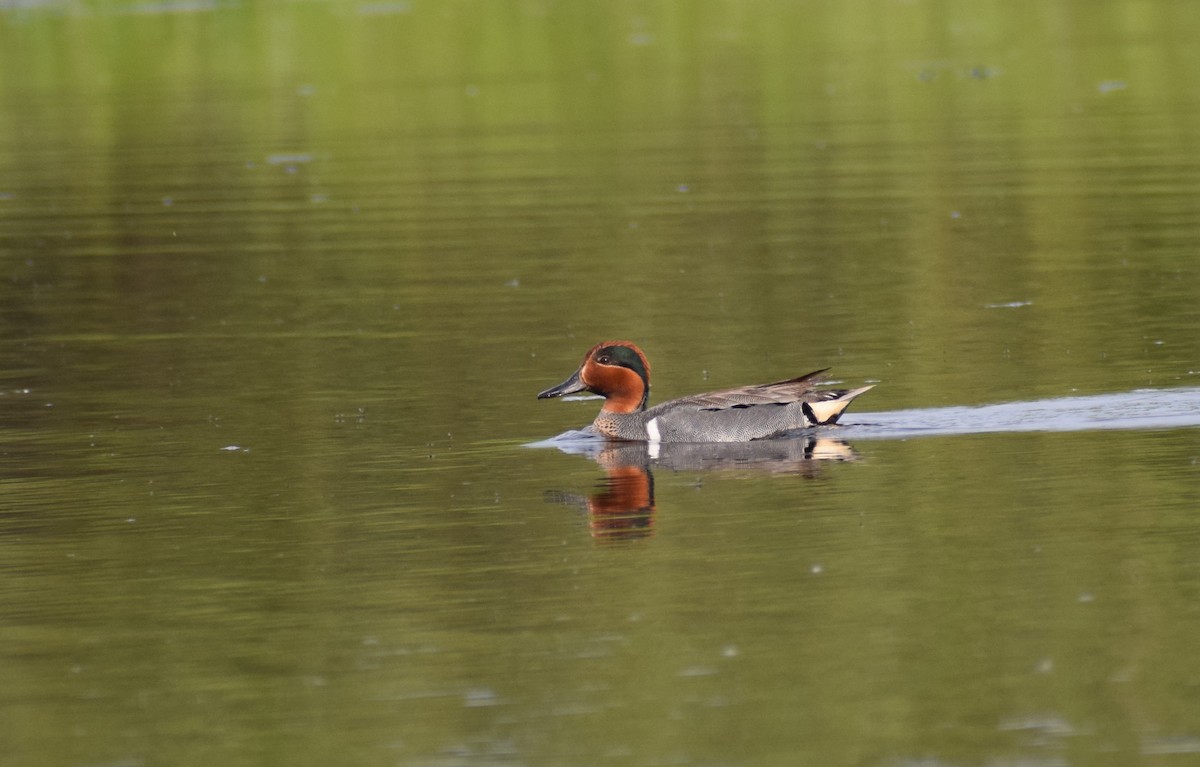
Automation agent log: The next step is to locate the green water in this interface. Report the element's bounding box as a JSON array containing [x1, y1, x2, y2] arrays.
[[3, 2, 1200, 765]]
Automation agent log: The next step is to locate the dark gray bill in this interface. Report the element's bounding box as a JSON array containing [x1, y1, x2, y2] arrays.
[[537, 369, 588, 399]]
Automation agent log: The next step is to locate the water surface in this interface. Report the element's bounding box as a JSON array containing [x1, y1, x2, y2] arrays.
[[2, 2, 1200, 766]]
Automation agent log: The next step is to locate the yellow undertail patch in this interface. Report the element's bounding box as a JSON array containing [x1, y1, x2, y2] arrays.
[[806, 385, 875, 425]]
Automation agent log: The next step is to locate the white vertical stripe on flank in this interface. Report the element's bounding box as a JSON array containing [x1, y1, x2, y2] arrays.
[[646, 417, 662, 443]]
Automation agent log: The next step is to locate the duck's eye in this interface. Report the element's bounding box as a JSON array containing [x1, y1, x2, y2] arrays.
[[597, 355, 612, 365]]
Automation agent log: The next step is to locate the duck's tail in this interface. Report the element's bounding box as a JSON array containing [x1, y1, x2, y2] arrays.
[[802, 385, 875, 425]]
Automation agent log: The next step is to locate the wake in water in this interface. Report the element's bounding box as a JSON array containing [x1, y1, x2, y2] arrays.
[[837, 386, 1200, 439]]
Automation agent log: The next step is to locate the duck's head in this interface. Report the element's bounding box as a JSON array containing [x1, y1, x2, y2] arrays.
[[537, 340, 651, 413]]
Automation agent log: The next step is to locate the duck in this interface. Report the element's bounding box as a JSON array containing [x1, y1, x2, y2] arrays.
[[537, 340, 874, 443]]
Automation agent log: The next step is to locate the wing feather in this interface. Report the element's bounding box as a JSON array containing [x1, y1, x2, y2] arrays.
[[683, 368, 833, 411]]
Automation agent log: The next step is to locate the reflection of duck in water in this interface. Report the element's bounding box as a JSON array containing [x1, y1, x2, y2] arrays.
[[538, 341, 873, 443], [546, 453, 656, 541], [542, 435, 860, 541]]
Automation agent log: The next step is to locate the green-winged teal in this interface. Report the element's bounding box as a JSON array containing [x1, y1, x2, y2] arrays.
[[537, 340, 874, 442]]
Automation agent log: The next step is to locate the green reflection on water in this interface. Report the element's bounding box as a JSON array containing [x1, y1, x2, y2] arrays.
[[2, 1, 1200, 765]]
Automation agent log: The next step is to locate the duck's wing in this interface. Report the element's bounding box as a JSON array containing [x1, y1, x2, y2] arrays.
[[682, 368, 832, 410], [675, 369, 874, 426]]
